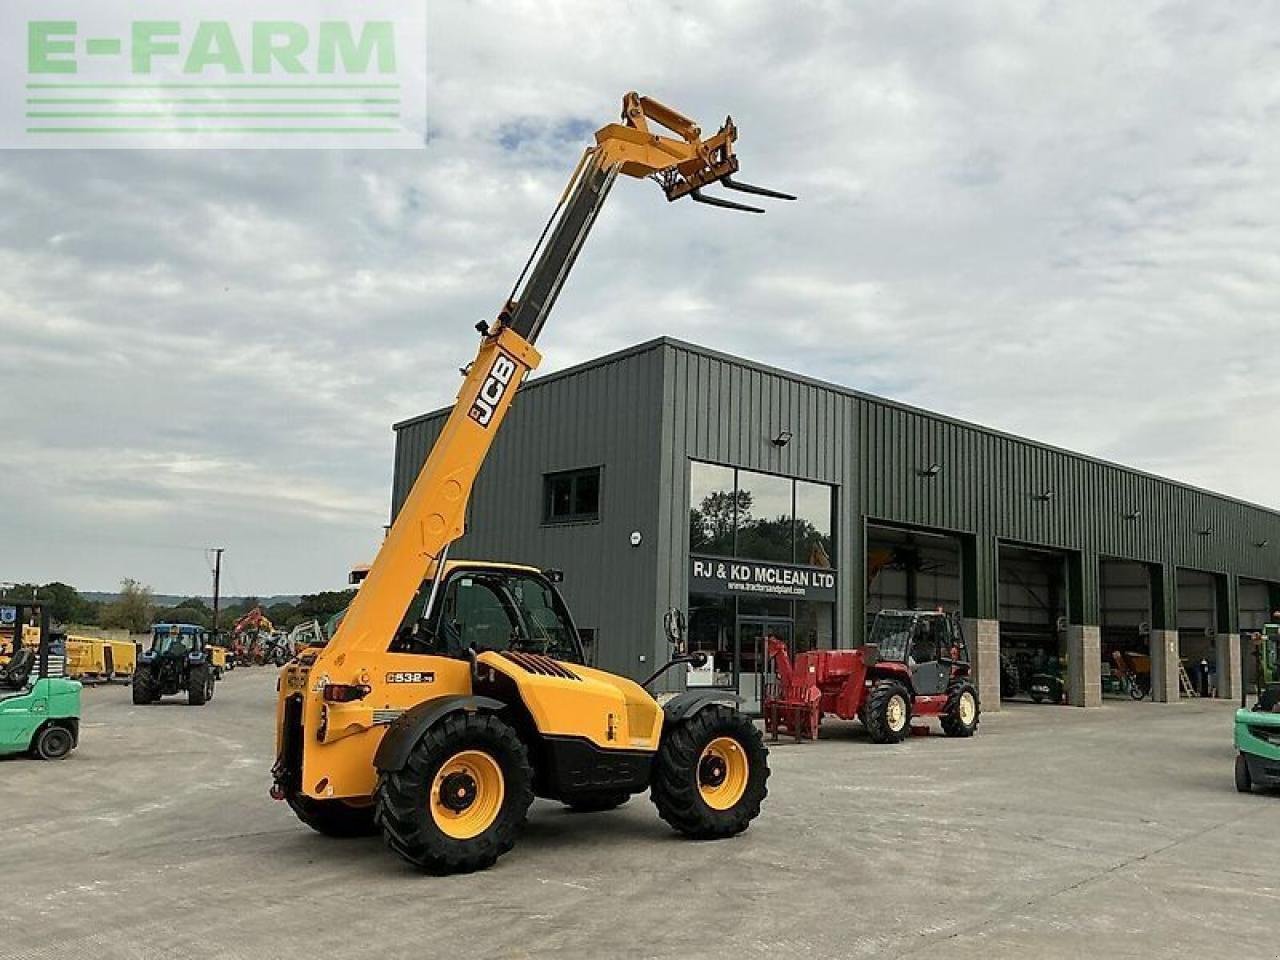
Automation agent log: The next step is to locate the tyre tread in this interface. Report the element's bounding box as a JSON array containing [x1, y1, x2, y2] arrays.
[[650, 705, 769, 840]]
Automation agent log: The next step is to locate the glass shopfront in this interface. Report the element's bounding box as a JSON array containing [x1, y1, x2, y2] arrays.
[[687, 461, 836, 711]]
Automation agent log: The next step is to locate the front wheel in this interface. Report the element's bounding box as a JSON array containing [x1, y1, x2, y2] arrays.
[[1128, 679, 1147, 701], [650, 704, 769, 840], [941, 682, 980, 737], [132, 672, 156, 705], [864, 680, 912, 743], [188, 667, 212, 706], [33, 725, 74, 760], [1235, 753, 1253, 794], [375, 712, 534, 874]]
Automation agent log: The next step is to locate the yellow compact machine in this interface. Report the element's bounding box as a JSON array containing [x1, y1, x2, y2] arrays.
[[66, 635, 137, 683], [271, 92, 792, 873]]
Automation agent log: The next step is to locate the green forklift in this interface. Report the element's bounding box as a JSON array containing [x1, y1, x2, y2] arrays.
[[0, 601, 81, 761], [1234, 622, 1280, 793]]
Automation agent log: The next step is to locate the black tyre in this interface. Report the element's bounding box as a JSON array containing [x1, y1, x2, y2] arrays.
[[375, 712, 533, 874], [188, 666, 212, 706], [1128, 678, 1147, 701], [286, 793, 379, 837], [1235, 753, 1253, 794], [940, 682, 980, 738], [864, 680, 912, 744], [563, 791, 631, 813], [33, 724, 74, 760], [1000, 656, 1020, 700], [650, 704, 769, 840], [132, 671, 156, 705]]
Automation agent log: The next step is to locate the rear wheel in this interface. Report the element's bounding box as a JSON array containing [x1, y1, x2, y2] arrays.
[[864, 680, 912, 743], [650, 704, 769, 840], [1235, 753, 1253, 794], [33, 725, 74, 760], [1000, 656, 1020, 700], [286, 794, 379, 837], [132, 671, 156, 705], [563, 791, 631, 813], [941, 682, 980, 737], [375, 712, 533, 873]]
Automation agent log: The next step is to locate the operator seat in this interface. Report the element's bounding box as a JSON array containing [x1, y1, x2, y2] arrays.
[[2, 647, 35, 690]]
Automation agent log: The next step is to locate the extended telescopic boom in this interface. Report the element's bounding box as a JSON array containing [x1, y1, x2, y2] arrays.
[[321, 93, 792, 663]]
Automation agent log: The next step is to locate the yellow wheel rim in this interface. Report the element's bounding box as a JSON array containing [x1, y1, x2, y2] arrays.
[[430, 750, 505, 840], [697, 737, 750, 811], [959, 692, 976, 725], [887, 696, 907, 731]]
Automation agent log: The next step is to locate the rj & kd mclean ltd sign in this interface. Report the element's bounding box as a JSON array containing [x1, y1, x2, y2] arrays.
[[689, 556, 836, 602]]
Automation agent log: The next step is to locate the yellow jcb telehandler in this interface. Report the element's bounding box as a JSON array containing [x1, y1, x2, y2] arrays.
[[271, 92, 793, 873]]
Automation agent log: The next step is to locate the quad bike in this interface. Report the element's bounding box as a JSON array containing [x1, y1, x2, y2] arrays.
[[133, 623, 218, 706], [764, 610, 980, 743]]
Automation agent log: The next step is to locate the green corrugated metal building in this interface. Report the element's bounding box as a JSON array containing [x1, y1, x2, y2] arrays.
[[392, 337, 1280, 711]]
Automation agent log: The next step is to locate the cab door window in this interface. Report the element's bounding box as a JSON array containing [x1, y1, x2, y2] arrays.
[[436, 576, 522, 655]]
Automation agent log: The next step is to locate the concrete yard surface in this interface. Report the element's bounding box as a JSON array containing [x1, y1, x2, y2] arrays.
[[3, 669, 1277, 960]]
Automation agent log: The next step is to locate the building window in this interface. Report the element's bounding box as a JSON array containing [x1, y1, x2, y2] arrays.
[[688, 460, 835, 565], [543, 467, 601, 524], [735, 469, 795, 563], [689, 461, 736, 556]]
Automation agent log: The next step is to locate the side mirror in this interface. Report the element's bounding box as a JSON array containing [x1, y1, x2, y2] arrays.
[[663, 608, 687, 652]]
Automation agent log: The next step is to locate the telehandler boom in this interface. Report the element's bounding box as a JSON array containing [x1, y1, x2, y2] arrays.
[[272, 92, 792, 873]]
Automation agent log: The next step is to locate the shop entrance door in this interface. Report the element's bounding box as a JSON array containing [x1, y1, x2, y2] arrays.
[[736, 617, 793, 714]]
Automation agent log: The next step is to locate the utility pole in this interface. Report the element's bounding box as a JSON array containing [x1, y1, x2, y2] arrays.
[[210, 548, 225, 637]]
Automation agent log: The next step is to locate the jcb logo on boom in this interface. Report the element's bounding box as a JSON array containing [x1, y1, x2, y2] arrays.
[[468, 353, 518, 428]]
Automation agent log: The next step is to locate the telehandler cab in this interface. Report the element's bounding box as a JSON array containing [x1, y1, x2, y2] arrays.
[[272, 92, 792, 873]]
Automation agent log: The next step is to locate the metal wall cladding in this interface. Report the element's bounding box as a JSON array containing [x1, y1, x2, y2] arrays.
[[394, 338, 1280, 666], [392, 344, 668, 678]]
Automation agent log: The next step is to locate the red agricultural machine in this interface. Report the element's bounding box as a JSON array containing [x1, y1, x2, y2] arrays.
[[763, 610, 980, 743]]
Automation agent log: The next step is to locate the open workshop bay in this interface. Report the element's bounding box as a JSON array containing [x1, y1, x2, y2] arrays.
[[3, 668, 1276, 960]]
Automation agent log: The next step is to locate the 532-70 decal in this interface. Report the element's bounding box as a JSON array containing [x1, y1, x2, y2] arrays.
[[386, 671, 435, 684]]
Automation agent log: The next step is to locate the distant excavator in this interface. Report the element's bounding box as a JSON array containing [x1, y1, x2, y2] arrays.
[[230, 606, 275, 665]]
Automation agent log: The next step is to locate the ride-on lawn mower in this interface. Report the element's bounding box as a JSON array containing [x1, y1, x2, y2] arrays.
[[271, 91, 792, 874], [133, 623, 219, 706], [763, 610, 980, 743], [0, 602, 81, 761]]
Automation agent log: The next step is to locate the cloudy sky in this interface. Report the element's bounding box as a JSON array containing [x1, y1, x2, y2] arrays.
[[4, 0, 1278, 596]]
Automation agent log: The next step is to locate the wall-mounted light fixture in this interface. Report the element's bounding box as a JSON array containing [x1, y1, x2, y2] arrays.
[[1197, 526, 1213, 537], [1125, 509, 1142, 521], [772, 430, 793, 447], [1033, 489, 1055, 502], [918, 463, 942, 478]]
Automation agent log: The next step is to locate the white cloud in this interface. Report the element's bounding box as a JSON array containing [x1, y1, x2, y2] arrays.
[[3, 0, 1278, 593]]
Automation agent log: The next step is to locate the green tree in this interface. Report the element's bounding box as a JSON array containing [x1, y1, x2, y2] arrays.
[[38, 581, 98, 624], [294, 590, 357, 624], [690, 489, 751, 556], [100, 578, 155, 633]]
